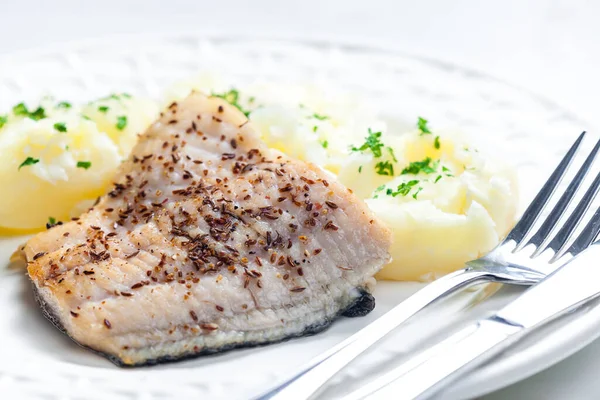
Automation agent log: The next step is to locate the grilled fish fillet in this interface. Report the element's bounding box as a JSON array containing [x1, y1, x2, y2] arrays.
[[22, 92, 392, 366]]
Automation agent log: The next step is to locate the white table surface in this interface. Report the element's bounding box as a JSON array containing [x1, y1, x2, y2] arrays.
[[2, 1, 599, 398]]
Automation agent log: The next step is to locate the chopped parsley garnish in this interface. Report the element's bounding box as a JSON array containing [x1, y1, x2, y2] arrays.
[[13, 103, 46, 121], [116, 115, 127, 130], [76, 161, 92, 169], [387, 180, 420, 197], [401, 157, 438, 175], [81, 115, 92, 121], [104, 93, 131, 101], [53, 122, 67, 132], [388, 147, 398, 162], [48, 216, 56, 225], [98, 105, 109, 113], [313, 125, 318, 132], [0, 115, 7, 129], [417, 116, 431, 135], [434, 136, 440, 149], [412, 187, 423, 199], [435, 175, 442, 183], [312, 113, 329, 121], [320, 140, 329, 149], [29, 107, 46, 120], [442, 166, 454, 177], [372, 184, 386, 198], [18, 157, 39, 170], [56, 101, 71, 109], [358, 165, 363, 173], [375, 161, 394, 176], [12, 103, 28, 116], [351, 128, 385, 157], [212, 89, 251, 117]]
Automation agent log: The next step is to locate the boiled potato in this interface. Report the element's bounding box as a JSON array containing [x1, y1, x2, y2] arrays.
[[0, 96, 158, 230], [341, 130, 518, 281]]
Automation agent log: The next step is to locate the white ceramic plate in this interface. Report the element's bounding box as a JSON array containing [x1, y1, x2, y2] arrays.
[[0, 34, 596, 400]]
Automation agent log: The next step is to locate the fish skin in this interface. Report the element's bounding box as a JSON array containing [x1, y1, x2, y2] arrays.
[[33, 284, 375, 367], [23, 92, 392, 366]]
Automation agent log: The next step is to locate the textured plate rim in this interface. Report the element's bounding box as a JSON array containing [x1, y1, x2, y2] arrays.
[[0, 29, 593, 131]]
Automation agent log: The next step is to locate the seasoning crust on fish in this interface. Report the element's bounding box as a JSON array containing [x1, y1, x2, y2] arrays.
[[22, 92, 392, 366]]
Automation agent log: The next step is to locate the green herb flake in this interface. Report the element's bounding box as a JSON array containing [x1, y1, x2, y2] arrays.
[[98, 105, 110, 113], [401, 157, 438, 175], [29, 107, 46, 121], [412, 187, 423, 199], [375, 161, 394, 176], [351, 128, 385, 157], [434, 136, 440, 149], [435, 175, 442, 183], [320, 140, 329, 149], [116, 115, 128, 130], [18, 157, 39, 170], [313, 125, 318, 132], [388, 180, 420, 197], [104, 93, 131, 101], [312, 113, 329, 121], [442, 165, 454, 177], [372, 184, 386, 199], [212, 89, 251, 117], [13, 103, 46, 121], [417, 116, 431, 135], [76, 161, 92, 170], [358, 165, 363, 173], [56, 101, 71, 109], [53, 122, 67, 133], [387, 147, 398, 162], [12, 103, 28, 116], [48, 216, 56, 225], [0, 115, 7, 129]]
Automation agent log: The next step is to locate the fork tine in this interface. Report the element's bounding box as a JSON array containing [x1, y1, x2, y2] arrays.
[[561, 206, 600, 258], [543, 169, 600, 258], [506, 131, 586, 246], [528, 138, 600, 255]]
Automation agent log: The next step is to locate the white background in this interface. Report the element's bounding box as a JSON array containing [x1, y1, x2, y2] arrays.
[[2, 0, 599, 398]]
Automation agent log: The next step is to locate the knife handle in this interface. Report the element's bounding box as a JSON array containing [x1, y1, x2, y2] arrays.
[[350, 317, 523, 400]]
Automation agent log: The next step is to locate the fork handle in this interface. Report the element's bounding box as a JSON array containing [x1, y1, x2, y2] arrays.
[[258, 268, 491, 400]]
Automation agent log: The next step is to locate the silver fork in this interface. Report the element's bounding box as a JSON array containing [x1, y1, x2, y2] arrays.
[[259, 131, 600, 400]]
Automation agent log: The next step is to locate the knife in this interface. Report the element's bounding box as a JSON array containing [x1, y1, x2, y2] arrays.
[[343, 242, 600, 400]]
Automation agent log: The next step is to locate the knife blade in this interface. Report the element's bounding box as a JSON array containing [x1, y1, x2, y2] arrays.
[[343, 242, 600, 400]]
